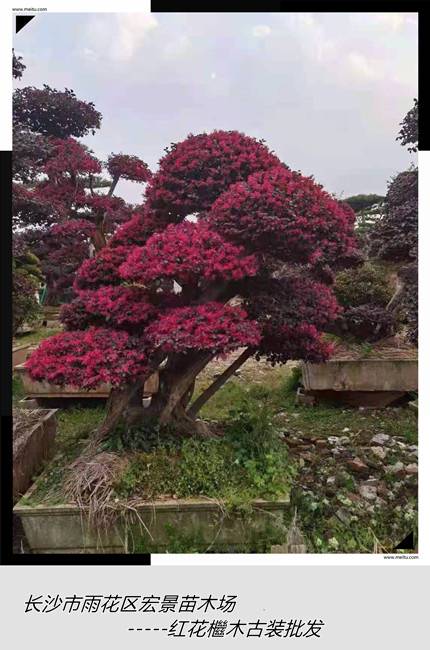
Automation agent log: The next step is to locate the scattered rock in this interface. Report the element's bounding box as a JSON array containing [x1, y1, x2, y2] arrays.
[[405, 463, 418, 475], [371, 446, 387, 460], [363, 477, 379, 487], [284, 408, 417, 553], [335, 507, 352, 525], [359, 484, 377, 500], [377, 482, 389, 497], [315, 439, 327, 448], [347, 457, 368, 474], [408, 445, 418, 458], [370, 433, 390, 446], [385, 461, 405, 477]]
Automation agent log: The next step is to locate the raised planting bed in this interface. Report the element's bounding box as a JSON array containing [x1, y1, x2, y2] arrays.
[[42, 305, 62, 327], [14, 494, 290, 553], [302, 358, 418, 407], [15, 364, 159, 404], [13, 409, 58, 504], [12, 344, 33, 369]]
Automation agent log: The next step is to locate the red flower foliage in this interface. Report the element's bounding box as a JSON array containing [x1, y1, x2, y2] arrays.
[[26, 328, 149, 388], [34, 179, 87, 215], [74, 245, 132, 289], [43, 138, 102, 177], [13, 80, 152, 305], [371, 170, 418, 262], [12, 182, 56, 227], [341, 305, 397, 342], [257, 323, 334, 365], [245, 273, 340, 333], [146, 303, 261, 354], [78, 194, 125, 213], [75, 286, 156, 327], [120, 221, 258, 286], [32, 219, 96, 303], [13, 49, 26, 80], [145, 130, 281, 223], [60, 300, 93, 331], [26, 130, 362, 392], [13, 85, 102, 138], [107, 153, 152, 182], [50, 218, 96, 239], [109, 211, 160, 248], [208, 165, 357, 267]]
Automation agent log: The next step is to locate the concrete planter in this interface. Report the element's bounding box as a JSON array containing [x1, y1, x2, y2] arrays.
[[14, 495, 290, 554], [12, 344, 33, 369], [301, 359, 418, 407], [13, 409, 57, 504], [15, 364, 159, 402], [42, 306, 62, 328]]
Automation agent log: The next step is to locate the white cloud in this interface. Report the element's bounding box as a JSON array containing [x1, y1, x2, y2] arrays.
[[348, 52, 382, 81], [372, 13, 406, 32], [112, 13, 158, 61], [84, 13, 158, 62], [252, 25, 272, 38], [296, 13, 316, 28], [164, 34, 192, 60], [82, 47, 97, 60], [282, 13, 336, 64]]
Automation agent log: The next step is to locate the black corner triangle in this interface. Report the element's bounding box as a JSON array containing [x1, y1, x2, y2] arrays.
[[16, 15, 35, 34], [394, 532, 414, 551]]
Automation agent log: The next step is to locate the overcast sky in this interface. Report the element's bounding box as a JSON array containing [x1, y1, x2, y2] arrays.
[[14, 11, 418, 203]]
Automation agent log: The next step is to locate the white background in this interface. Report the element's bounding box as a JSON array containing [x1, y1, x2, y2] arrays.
[[1, 1, 428, 644], [1, 565, 429, 648]]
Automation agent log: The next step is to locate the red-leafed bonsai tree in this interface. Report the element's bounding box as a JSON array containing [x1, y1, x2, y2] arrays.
[[27, 130, 358, 440], [13, 55, 152, 304]]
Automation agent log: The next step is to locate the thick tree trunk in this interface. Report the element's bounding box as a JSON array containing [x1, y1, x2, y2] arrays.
[[92, 379, 144, 445], [157, 352, 213, 425], [123, 353, 214, 436], [91, 346, 252, 443]]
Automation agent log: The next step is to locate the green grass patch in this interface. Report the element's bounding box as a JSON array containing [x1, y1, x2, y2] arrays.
[[21, 364, 417, 513], [199, 367, 417, 444], [12, 373, 25, 403], [114, 392, 294, 505], [13, 327, 62, 347]]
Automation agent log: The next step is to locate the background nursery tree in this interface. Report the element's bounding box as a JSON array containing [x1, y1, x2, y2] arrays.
[[13, 53, 152, 304], [371, 99, 418, 344], [343, 193, 385, 251], [12, 238, 43, 336], [27, 130, 359, 441]]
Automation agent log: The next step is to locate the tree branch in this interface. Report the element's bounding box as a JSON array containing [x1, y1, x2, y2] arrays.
[[187, 347, 254, 418], [107, 173, 120, 197]]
